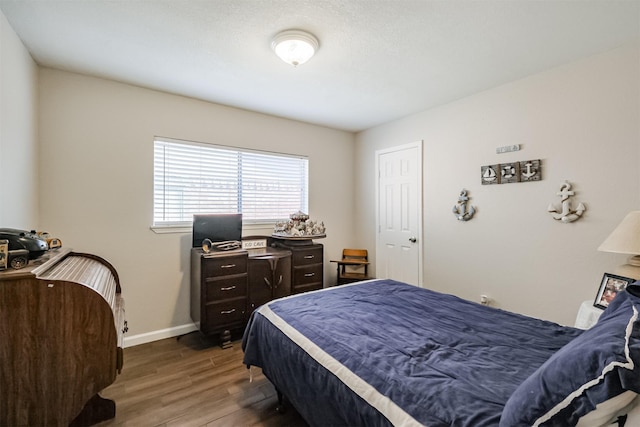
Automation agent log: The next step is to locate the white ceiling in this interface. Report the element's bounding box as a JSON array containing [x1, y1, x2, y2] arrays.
[[1, 1, 638, 132]]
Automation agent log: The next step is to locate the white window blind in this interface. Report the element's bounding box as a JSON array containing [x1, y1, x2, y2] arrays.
[[154, 137, 308, 226]]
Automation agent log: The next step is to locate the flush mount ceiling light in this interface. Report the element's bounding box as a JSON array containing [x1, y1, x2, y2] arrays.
[[271, 29, 319, 67]]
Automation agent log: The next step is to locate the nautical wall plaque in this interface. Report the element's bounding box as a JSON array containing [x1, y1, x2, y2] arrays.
[[496, 144, 520, 154], [481, 159, 541, 185], [520, 160, 541, 182], [500, 162, 519, 184], [481, 165, 500, 185], [547, 181, 586, 223], [452, 189, 476, 221]]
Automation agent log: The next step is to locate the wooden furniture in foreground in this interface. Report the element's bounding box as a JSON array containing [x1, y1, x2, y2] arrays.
[[330, 248, 373, 285], [0, 248, 126, 427]]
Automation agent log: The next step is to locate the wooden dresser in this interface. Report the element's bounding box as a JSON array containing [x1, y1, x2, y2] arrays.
[[190, 249, 249, 339], [0, 248, 126, 427]]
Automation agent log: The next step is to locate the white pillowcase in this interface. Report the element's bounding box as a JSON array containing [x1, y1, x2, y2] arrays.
[[576, 391, 638, 427]]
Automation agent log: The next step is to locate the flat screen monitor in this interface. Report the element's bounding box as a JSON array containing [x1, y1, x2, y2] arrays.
[[192, 213, 242, 248]]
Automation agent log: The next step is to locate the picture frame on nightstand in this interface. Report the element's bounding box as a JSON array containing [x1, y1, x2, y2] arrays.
[[594, 273, 634, 309]]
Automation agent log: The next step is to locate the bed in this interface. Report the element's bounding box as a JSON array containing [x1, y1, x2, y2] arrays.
[[242, 279, 640, 426]]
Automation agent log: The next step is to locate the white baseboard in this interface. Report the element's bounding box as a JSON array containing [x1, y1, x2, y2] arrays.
[[123, 323, 199, 348]]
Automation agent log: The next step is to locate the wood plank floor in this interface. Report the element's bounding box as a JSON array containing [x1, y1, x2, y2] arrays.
[[96, 332, 308, 427]]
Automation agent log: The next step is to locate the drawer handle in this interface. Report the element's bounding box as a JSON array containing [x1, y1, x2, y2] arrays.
[[263, 277, 272, 289], [304, 272, 315, 277], [220, 264, 236, 269], [220, 286, 236, 291], [304, 255, 315, 259], [275, 274, 283, 289], [221, 308, 236, 315]]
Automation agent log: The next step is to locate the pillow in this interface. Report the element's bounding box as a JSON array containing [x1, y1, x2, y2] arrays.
[[500, 284, 640, 427], [621, 395, 640, 424], [575, 391, 638, 426]]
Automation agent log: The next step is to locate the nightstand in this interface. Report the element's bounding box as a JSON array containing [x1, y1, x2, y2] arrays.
[[574, 300, 604, 329]]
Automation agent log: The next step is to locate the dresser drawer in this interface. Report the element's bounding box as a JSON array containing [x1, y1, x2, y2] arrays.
[[291, 247, 323, 266], [204, 276, 247, 302], [205, 298, 246, 327], [202, 254, 247, 277], [292, 281, 322, 294], [293, 263, 323, 286]]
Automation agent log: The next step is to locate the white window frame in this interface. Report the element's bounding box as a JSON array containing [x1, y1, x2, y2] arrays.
[[152, 137, 309, 232]]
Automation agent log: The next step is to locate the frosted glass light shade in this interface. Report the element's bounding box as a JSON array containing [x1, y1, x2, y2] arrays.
[[272, 30, 319, 67]]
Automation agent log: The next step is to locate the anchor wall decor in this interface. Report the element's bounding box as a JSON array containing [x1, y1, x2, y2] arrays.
[[452, 189, 476, 221], [547, 181, 586, 223], [481, 159, 541, 185]]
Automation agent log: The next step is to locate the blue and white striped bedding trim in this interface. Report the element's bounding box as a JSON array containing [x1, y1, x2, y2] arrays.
[[533, 306, 638, 426], [258, 302, 424, 427]]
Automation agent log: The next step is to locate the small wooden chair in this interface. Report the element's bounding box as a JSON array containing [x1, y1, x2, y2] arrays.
[[330, 249, 373, 286]]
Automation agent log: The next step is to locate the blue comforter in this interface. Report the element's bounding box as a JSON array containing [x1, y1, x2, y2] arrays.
[[242, 279, 582, 426]]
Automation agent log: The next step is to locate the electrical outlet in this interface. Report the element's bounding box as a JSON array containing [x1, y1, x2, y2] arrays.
[[480, 294, 489, 305]]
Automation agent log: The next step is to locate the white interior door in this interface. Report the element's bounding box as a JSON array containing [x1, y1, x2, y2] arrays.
[[376, 141, 423, 286]]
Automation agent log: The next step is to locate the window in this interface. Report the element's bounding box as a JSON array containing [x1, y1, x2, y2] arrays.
[[153, 137, 308, 226]]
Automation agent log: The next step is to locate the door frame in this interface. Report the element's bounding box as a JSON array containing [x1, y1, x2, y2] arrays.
[[375, 140, 424, 287]]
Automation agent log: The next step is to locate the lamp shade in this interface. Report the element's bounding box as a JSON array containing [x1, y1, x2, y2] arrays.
[[271, 29, 319, 67], [598, 211, 640, 256]]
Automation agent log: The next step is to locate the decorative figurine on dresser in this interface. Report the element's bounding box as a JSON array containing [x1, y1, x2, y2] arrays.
[[0, 247, 126, 426]]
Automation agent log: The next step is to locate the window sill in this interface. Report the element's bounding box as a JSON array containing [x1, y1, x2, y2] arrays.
[[150, 225, 191, 234], [150, 222, 277, 235]]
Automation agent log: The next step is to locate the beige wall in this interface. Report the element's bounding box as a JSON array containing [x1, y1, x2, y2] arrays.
[[38, 69, 355, 344], [0, 10, 39, 228], [355, 45, 640, 326]]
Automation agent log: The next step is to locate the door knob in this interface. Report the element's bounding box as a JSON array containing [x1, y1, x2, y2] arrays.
[[409, 237, 417, 243]]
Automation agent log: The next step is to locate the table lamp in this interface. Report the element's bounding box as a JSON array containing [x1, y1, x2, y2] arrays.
[[598, 211, 640, 280]]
